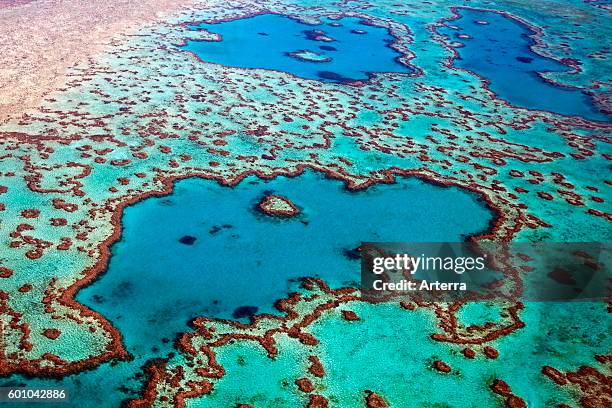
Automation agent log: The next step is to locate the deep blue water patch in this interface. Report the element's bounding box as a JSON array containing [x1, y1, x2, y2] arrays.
[[1, 171, 491, 408], [232, 306, 259, 319], [439, 8, 609, 122], [178, 235, 197, 245], [182, 13, 412, 82]]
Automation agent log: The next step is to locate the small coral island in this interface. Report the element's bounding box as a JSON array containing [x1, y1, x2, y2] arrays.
[[257, 195, 300, 217], [286, 49, 332, 63]]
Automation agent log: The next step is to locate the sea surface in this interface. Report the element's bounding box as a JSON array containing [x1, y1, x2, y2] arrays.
[[1, 171, 491, 407], [1, 4, 609, 407]]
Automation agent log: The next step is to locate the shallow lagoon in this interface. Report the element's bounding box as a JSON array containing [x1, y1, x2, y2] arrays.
[[183, 13, 412, 82], [83, 171, 492, 323], [440, 8, 609, 122]]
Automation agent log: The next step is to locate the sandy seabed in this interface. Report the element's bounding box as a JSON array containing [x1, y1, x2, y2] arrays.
[[0, 0, 197, 123]]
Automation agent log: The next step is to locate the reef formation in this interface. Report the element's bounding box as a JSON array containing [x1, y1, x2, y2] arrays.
[[0, 0, 610, 407], [257, 195, 301, 218]]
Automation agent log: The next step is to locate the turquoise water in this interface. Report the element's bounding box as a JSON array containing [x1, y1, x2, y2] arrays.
[[182, 14, 412, 82], [188, 300, 611, 407], [1, 171, 491, 407], [439, 8, 609, 122]]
